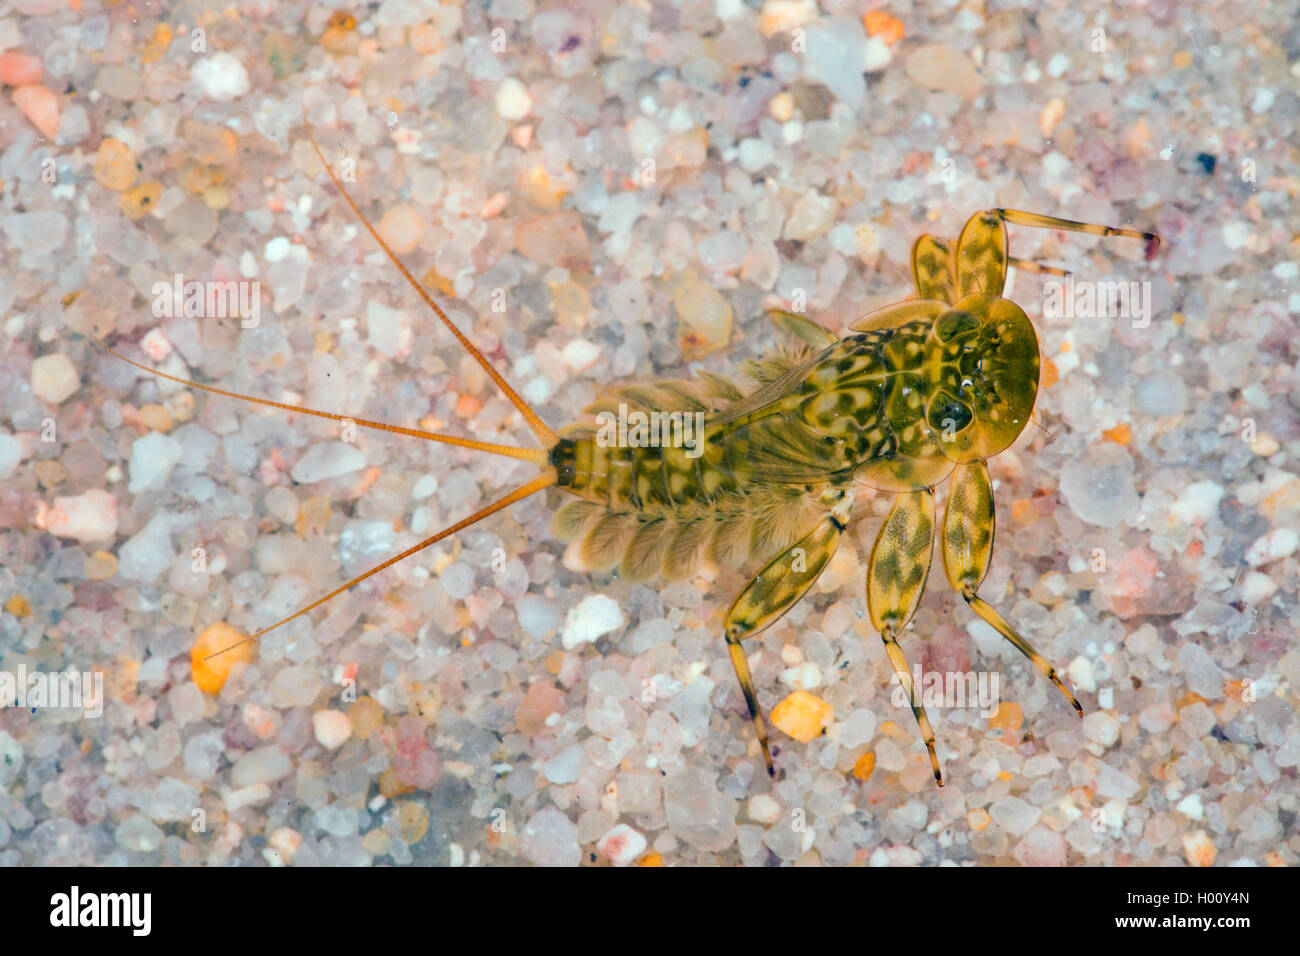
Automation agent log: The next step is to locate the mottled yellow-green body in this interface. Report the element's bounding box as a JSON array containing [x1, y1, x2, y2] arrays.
[[551, 208, 1157, 783]]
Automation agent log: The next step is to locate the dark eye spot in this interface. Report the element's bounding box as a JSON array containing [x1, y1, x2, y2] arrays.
[[561, 35, 581, 53]]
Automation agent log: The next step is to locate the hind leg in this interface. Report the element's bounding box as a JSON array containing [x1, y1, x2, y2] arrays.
[[992, 208, 1161, 259], [723, 494, 851, 774], [941, 461, 1082, 714]]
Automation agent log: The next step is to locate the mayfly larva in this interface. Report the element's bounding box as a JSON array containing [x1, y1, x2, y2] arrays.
[[95, 120, 1160, 787]]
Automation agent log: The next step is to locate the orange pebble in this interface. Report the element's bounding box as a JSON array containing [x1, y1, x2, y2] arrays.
[[191, 621, 253, 694], [421, 268, 456, 298], [120, 181, 162, 220], [1040, 357, 1059, 389], [989, 701, 1023, 732], [638, 851, 665, 867], [863, 11, 905, 45], [770, 690, 832, 743], [1102, 422, 1132, 445], [1010, 498, 1037, 525], [94, 137, 138, 191], [852, 751, 876, 780], [455, 392, 483, 419], [1182, 830, 1216, 867]]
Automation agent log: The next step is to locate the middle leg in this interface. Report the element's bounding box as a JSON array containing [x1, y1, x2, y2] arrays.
[[866, 488, 943, 785]]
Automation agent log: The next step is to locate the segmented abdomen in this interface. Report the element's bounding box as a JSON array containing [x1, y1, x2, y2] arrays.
[[548, 318, 960, 580]]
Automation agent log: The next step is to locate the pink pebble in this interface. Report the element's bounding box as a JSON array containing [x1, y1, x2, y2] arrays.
[[395, 716, 428, 748], [139, 328, 172, 362], [12, 84, 59, 139], [394, 747, 441, 789], [597, 823, 647, 866], [0, 52, 43, 87], [42, 488, 118, 542]]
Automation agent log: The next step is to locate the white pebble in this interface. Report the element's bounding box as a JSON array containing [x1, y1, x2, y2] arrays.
[[495, 77, 533, 120], [836, 709, 876, 749], [1239, 571, 1278, 604], [747, 794, 781, 824], [543, 743, 585, 784], [1046, 53, 1070, 77], [117, 511, 174, 581], [1221, 221, 1251, 250], [737, 138, 775, 172], [224, 784, 271, 813], [127, 431, 183, 493], [168, 682, 205, 726], [291, 441, 366, 483], [1066, 656, 1097, 693], [43, 490, 117, 543], [366, 300, 411, 359], [264, 236, 291, 262], [230, 745, 293, 787], [1178, 644, 1224, 700], [313, 710, 353, 750], [0, 433, 23, 480], [1245, 528, 1298, 566], [268, 664, 323, 709], [115, 816, 165, 853], [862, 35, 892, 72], [562, 593, 625, 649], [519, 806, 580, 867], [1083, 711, 1120, 748], [1250, 88, 1275, 114], [1169, 480, 1224, 524], [561, 338, 600, 372], [411, 474, 439, 499], [779, 661, 823, 690], [989, 795, 1040, 836], [31, 352, 80, 404], [1100, 799, 1126, 829], [1176, 793, 1204, 821]]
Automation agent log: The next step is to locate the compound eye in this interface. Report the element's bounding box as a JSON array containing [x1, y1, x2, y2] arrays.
[[927, 391, 973, 434]]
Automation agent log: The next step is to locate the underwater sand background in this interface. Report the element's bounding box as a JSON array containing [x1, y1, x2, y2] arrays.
[[0, 0, 1297, 865]]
